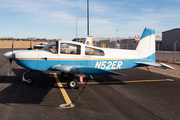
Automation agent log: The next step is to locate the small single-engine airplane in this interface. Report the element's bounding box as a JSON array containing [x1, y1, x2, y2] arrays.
[[3, 28, 175, 89]]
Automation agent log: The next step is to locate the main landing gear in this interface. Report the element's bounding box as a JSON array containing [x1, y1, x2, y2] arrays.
[[61, 72, 79, 89]]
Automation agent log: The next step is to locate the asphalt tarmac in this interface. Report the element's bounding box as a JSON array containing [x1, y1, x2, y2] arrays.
[[0, 48, 180, 120]]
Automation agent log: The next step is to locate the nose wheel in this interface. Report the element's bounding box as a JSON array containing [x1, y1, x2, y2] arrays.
[[23, 77, 33, 85]]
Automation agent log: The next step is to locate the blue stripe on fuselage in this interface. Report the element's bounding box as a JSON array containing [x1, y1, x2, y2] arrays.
[[15, 53, 156, 72], [15, 59, 38, 70]]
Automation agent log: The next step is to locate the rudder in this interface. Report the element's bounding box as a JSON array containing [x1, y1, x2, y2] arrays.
[[136, 28, 155, 60]]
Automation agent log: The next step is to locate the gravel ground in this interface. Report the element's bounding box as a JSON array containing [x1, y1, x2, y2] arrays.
[[157, 58, 180, 64]]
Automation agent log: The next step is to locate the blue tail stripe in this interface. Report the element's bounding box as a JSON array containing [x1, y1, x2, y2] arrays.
[[140, 28, 155, 40]]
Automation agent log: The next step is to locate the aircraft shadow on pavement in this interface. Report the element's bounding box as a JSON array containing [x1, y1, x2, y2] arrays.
[[82, 67, 178, 86], [0, 67, 177, 105], [0, 68, 57, 105]]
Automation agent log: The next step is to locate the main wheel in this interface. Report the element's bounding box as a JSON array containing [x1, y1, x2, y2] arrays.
[[67, 79, 78, 89], [26, 77, 33, 85]]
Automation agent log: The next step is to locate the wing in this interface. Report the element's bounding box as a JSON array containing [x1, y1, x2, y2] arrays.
[[51, 65, 76, 73], [136, 62, 176, 70], [51, 64, 127, 76]]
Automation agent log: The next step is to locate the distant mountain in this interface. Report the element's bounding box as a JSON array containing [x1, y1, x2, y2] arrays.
[[27, 37, 37, 40]]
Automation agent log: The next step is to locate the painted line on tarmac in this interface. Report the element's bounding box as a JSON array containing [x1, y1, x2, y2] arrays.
[[124, 79, 174, 83], [60, 79, 173, 85], [53, 73, 72, 105]]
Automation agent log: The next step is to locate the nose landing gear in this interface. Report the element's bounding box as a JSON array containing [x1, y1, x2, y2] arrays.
[[22, 70, 36, 85]]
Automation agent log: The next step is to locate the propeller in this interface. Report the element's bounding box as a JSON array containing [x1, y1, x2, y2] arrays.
[[7, 58, 12, 76], [7, 39, 14, 76]]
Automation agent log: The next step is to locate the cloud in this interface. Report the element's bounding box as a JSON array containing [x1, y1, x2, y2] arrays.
[[0, 0, 83, 25], [90, 18, 114, 37], [1, 0, 48, 13], [142, 9, 154, 12], [1, 0, 180, 39]]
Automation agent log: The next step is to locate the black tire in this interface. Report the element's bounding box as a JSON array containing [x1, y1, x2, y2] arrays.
[[26, 77, 33, 85], [67, 79, 78, 89], [61, 72, 69, 80]]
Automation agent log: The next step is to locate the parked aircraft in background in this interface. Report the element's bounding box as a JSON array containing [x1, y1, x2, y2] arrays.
[[3, 28, 175, 89], [33, 42, 48, 50]]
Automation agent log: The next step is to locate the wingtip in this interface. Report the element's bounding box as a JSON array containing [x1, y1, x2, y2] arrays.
[[159, 63, 176, 70]]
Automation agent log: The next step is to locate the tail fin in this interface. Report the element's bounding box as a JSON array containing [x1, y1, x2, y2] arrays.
[[85, 36, 93, 46], [136, 28, 155, 60]]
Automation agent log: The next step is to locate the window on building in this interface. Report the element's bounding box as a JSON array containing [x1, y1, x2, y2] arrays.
[[85, 46, 104, 56], [60, 43, 81, 55]]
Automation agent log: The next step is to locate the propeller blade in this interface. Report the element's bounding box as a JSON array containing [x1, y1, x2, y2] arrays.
[[11, 39, 14, 52], [7, 58, 12, 76], [7, 39, 14, 76]]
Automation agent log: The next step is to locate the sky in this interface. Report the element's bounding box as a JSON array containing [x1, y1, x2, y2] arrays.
[[0, 0, 180, 40]]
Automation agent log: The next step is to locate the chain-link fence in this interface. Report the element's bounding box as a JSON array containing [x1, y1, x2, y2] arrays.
[[95, 40, 138, 50], [156, 51, 180, 63]]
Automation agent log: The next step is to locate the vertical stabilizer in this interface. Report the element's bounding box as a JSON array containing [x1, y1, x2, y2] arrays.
[[136, 28, 155, 60]]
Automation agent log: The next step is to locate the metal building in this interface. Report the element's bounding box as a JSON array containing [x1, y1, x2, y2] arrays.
[[162, 28, 180, 51], [95, 40, 110, 48]]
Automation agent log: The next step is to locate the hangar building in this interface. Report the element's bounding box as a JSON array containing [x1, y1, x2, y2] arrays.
[[162, 28, 180, 51]]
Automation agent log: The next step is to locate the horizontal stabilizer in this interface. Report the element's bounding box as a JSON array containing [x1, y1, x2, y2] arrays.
[[136, 62, 176, 70]]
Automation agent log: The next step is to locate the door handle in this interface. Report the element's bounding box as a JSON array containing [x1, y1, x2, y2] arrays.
[[40, 57, 47, 60]]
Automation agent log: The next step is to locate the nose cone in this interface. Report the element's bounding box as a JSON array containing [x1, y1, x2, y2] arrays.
[[3, 51, 13, 58]]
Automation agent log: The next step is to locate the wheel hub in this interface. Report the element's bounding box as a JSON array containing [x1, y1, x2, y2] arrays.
[[70, 81, 76, 87], [27, 79, 31, 83]]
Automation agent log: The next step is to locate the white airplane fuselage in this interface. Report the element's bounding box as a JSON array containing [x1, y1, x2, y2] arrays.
[[3, 28, 175, 88], [4, 39, 155, 75], [3, 28, 160, 75]]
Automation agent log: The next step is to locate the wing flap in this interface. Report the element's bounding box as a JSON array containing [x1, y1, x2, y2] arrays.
[[75, 66, 127, 76], [51, 65, 76, 73], [136, 62, 176, 70]]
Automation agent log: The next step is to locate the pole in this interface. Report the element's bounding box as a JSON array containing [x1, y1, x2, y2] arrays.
[[87, 0, 89, 36], [76, 17, 77, 41], [116, 30, 118, 38], [174, 40, 178, 63], [157, 42, 159, 61]]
